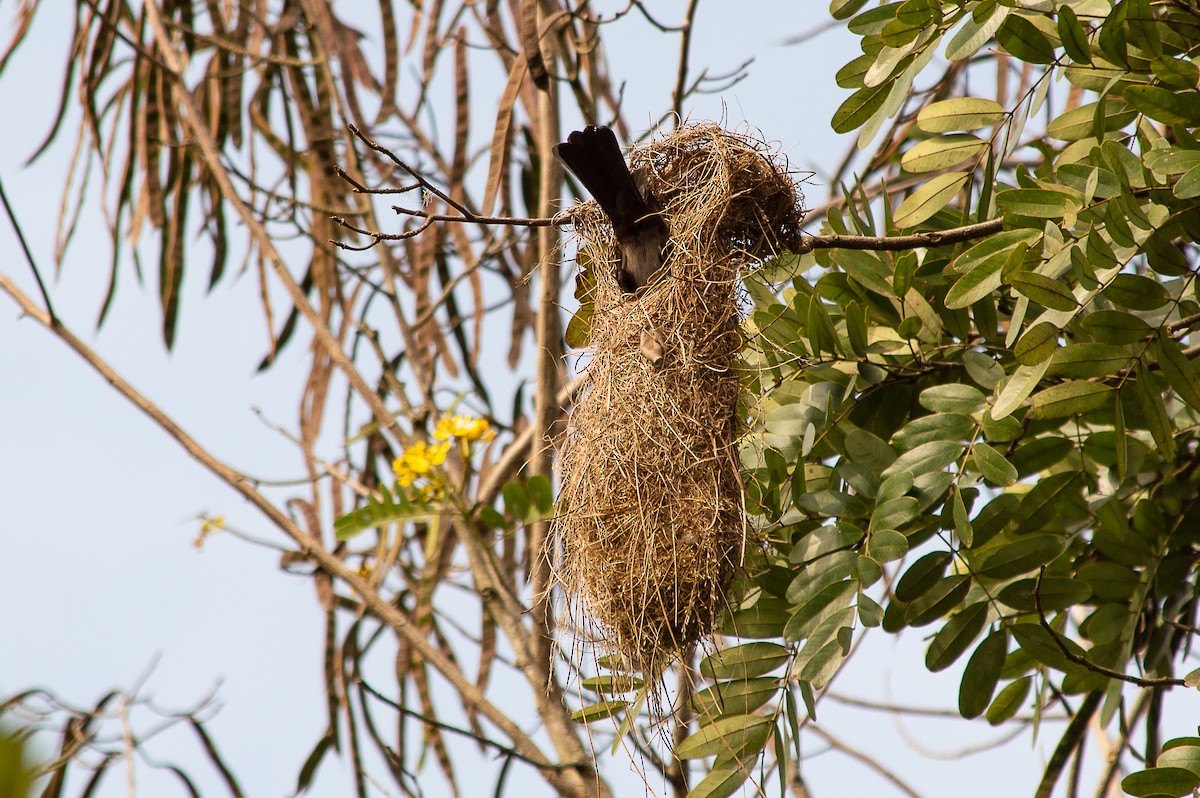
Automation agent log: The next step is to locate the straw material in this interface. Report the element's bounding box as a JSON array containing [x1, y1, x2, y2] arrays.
[[555, 123, 804, 678]]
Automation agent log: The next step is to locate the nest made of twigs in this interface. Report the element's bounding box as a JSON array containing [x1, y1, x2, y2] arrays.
[[554, 123, 804, 681]]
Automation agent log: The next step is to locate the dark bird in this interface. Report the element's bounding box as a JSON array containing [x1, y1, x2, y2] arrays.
[[553, 125, 669, 293]]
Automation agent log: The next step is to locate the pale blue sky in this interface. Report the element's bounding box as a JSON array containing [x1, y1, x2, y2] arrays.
[[3, 4, 1196, 797]]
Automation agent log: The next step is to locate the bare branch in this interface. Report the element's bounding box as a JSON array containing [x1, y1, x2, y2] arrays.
[[1035, 569, 1185, 688], [799, 219, 1004, 253], [806, 725, 925, 798]]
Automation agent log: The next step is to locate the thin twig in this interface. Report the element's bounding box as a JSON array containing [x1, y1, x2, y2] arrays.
[[798, 219, 1004, 253], [671, 0, 701, 125], [1034, 691, 1102, 798], [0, 274, 573, 787], [357, 678, 567, 771], [476, 376, 586, 507], [1034, 568, 1184, 687], [346, 124, 472, 216], [806, 725, 924, 798], [0, 173, 54, 322]]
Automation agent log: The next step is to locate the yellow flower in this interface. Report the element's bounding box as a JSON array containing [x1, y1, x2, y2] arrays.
[[433, 415, 495, 443], [415, 481, 447, 503], [193, 515, 225, 549], [392, 440, 451, 486]]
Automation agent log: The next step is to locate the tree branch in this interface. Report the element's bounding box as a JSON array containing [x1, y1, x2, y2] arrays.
[[1035, 569, 1185, 688], [1034, 691, 1102, 798], [798, 219, 1004, 253], [0, 274, 593, 794]]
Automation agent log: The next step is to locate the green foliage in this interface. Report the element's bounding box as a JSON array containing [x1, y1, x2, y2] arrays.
[[0, 727, 35, 798], [568, 1, 1200, 793]]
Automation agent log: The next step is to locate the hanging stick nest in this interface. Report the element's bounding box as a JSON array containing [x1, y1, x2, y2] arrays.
[[554, 123, 804, 678]]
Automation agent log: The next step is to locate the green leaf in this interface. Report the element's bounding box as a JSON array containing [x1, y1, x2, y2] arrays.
[[1133, 359, 1176, 460], [846, 301, 869, 356], [799, 626, 854, 687], [1158, 744, 1200, 779], [917, 97, 1007, 133], [1144, 146, 1200, 176], [882, 440, 965, 478], [858, 592, 884, 627], [986, 677, 1031, 725], [926, 601, 989, 672], [946, 254, 1005, 309], [685, 757, 755, 798], [973, 442, 1018, 486], [893, 172, 970, 228], [1156, 335, 1200, 411], [978, 535, 1068, 579], [717, 600, 792, 639], [1121, 768, 1200, 798], [334, 489, 427, 541], [1079, 561, 1139, 600], [856, 554, 884, 587], [893, 413, 975, 449], [1048, 343, 1132, 378], [833, 83, 892, 134], [959, 629, 1007, 718], [526, 475, 553, 513], [784, 580, 857, 642], [1014, 321, 1060, 366], [581, 675, 644, 694], [1008, 272, 1078, 311], [868, 528, 910, 562], [1047, 101, 1137, 141], [675, 715, 773, 760], [996, 188, 1084, 220], [991, 360, 1051, 420], [997, 577, 1092, 613], [296, 734, 335, 794], [1124, 85, 1200, 127], [895, 551, 952, 601], [949, 228, 1040, 275], [565, 303, 593, 348], [902, 134, 989, 173], [1124, 0, 1162, 57], [699, 643, 789, 680], [997, 14, 1056, 63], [502, 482, 530, 521], [571, 699, 629, 723], [951, 486, 972, 546], [1014, 471, 1084, 529], [796, 490, 869, 518], [906, 575, 972, 626], [920, 383, 986, 414], [1176, 164, 1200, 199], [1083, 310, 1151, 344], [1151, 56, 1200, 90], [1103, 274, 1170, 310], [1010, 623, 1100, 682], [946, 3, 1009, 61], [1027, 381, 1113, 420], [1056, 5, 1091, 64], [832, 0, 873, 20], [692, 678, 779, 722], [848, 2, 904, 34]]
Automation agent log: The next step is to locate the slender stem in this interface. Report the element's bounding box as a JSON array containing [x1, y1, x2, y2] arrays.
[[671, 0, 701, 125], [0, 275, 582, 794], [1035, 569, 1184, 688], [798, 219, 1004, 253], [1035, 691, 1103, 798], [140, 4, 405, 447], [807, 725, 924, 798]]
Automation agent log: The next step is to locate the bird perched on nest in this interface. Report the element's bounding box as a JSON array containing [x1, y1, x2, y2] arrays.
[[553, 125, 669, 294]]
